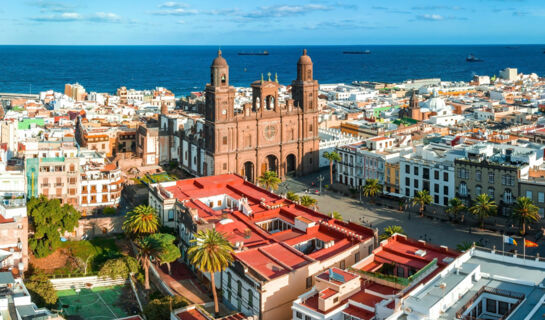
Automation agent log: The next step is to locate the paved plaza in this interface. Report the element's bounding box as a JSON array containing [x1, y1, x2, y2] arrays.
[[283, 169, 543, 257]]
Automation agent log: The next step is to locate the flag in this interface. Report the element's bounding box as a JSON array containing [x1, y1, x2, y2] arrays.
[[503, 235, 517, 246], [524, 239, 538, 248]]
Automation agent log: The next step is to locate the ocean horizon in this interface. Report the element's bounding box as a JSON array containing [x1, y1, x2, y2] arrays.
[[1, 44, 544, 96]]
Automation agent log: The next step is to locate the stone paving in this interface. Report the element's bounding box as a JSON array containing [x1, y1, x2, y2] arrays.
[[283, 168, 543, 256]]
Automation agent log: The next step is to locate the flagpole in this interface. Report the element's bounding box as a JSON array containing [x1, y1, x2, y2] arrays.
[[523, 236, 526, 262]]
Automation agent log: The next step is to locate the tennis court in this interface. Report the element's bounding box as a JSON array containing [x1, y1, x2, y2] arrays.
[[57, 285, 136, 320]]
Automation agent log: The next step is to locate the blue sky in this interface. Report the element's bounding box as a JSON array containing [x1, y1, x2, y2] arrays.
[[1, 0, 544, 45]]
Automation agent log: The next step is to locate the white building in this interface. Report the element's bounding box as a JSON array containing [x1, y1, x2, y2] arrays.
[[399, 144, 465, 206], [499, 67, 518, 82], [319, 128, 363, 168]]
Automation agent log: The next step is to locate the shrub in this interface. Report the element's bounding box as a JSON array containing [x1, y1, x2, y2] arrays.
[[144, 295, 189, 320], [98, 256, 139, 279], [25, 273, 58, 308], [102, 207, 117, 215]]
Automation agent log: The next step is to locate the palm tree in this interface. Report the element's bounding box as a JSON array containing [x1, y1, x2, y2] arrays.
[[412, 190, 432, 217], [135, 236, 162, 290], [286, 191, 300, 203], [300, 195, 317, 208], [469, 194, 497, 229], [380, 225, 405, 241], [362, 179, 382, 203], [329, 211, 343, 221], [447, 198, 466, 223], [456, 241, 480, 252], [322, 151, 341, 185], [513, 196, 540, 235], [188, 230, 234, 315], [258, 170, 281, 192], [123, 205, 160, 237]]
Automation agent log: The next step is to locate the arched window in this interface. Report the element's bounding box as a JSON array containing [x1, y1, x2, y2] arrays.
[[488, 187, 495, 199], [221, 74, 226, 84], [475, 185, 482, 197], [504, 189, 513, 204], [459, 182, 467, 196]]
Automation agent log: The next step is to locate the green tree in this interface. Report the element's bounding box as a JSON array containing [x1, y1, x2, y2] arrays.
[[300, 195, 317, 208], [379, 225, 405, 241], [286, 191, 299, 203], [456, 241, 480, 252], [446, 198, 466, 223], [25, 273, 58, 308], [258, 170, 282, 192], [362, 178, 382, 203], [144, 295, 190, 320], [135, 236, 162, 290], [27, 196, 80, 258], [322, 151, 341, 185], [148, 233, 181, 275], [412, 190, 432, 217], [99, 256, 139, 280], [469, 194, 497, 229], [328, 211, 343, 221], [512, 196, 540, 235], [188, 229, 234, 315], [123, 205, 160, 237]]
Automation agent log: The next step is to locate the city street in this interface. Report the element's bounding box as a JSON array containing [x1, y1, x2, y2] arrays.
[[283, 168, 543, 257]]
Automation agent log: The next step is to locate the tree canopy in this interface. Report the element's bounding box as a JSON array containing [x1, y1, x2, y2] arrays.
[[98, 256, 139, 280], [258, 170, 282, 191], [25, 273, 58, 308], [144, 295, 190, 320], [148, 233, 181, 274], [27, 196, 80, 258], [123, 205, 159, 236]]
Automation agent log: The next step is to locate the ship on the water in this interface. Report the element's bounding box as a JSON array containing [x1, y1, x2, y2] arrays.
[[343, 50, 371, 54], [466, 54, 483, 62], [238, 50, 269, 56]]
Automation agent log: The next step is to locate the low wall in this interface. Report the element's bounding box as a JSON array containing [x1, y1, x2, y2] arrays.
[[63, 215, 124, 240], [50, 275, 126, 291]]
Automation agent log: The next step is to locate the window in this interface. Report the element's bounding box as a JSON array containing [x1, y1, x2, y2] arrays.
[[227, 272, 231, 288], [423, 181, 429, 192], [414, 166, 419, 175], [405, 177, 410, 187], [405, 165, 410, 173], [539, 192, 544, 203], [333, 297, 339, 303], [488, 172, 495, 184], [504, 189, 513, 204], [502, 174, 514, 186], [488, 187, 495, 198], [168, 210, 174, 221], [526, 190, 533, 199], [498, 301, 508, 315], [443, 186, 448, 195], [405, 188, 410, 197], [434, 184, 439, 193], [248, 289, 253, 309], [444, 197, 448, 206], [476, 170, 482, 181], [222, 136, 227, 145], [434, 195, 439, 204], [444, 172, 449, 181], [459, 182, 467, 196], [355, 252, 360, 262], [475, 185, 482, 196], [434, 170, 439, 180], [237, 280, 242, 297], [486, 299, 497, 313], [296, 312, 302, 319], [305, 316, 311, 320], [340, 260, 345, 269], [306, 277, 312, 288], [414, 179, 419, 189], [458, 168, 469, 179], [396, 266, 404, 278], [423, 168, 429, 179], [223, 163, 227, 170]]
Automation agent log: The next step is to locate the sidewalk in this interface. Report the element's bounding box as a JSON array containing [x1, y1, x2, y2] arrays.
[[156, 262, 211, 304]]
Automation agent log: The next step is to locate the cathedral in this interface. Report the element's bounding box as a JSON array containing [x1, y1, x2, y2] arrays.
[[187, 49, 321, 182]]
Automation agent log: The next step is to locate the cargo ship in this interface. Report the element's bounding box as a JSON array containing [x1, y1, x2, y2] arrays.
[[238, 50, 269, 56], [343, 50, 371, 54]]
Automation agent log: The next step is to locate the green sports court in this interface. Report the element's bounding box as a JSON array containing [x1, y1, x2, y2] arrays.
[[57, 285, 138, 320]]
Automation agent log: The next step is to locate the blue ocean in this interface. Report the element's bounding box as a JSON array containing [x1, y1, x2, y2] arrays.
[[0, 45, 544, 96]]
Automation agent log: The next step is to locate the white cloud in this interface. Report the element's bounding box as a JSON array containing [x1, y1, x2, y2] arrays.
[[417, 14, 444, 21], [90, 12, 122, 23]]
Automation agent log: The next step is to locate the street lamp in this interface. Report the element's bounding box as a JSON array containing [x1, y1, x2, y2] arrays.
[[317, 175, 324, 194]]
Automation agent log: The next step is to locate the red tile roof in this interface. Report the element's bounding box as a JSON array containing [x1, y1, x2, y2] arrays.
[[175, 308, 209, 320], [342, 305, 374, 320], [0, 214, 14, 224], [161, 174, 376, 280], [320, 288, 337, 299]]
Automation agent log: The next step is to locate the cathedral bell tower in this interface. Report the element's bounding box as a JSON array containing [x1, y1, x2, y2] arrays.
[[204, 50, 236, 154], [292, 49, 318, 113]]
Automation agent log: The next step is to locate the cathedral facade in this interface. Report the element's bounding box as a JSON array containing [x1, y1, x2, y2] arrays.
[[180, 49, 320, 182]]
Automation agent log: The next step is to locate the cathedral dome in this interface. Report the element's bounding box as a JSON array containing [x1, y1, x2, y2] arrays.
[[297, 49, 312, 65], [211, 49, 228, 67], [424, 91, 446, 112]]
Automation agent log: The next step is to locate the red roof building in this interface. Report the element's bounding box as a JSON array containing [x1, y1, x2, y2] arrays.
[[292, 234, 460, 320], [148, 174, 377, 320]]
